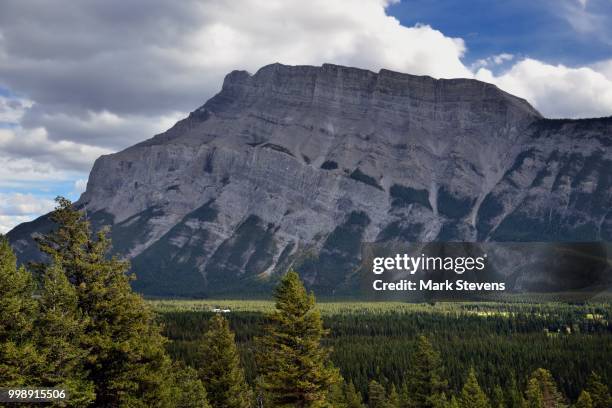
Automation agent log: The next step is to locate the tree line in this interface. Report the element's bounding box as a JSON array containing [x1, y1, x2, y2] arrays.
[[0, 198, 610, 407], [160, 301, 610, 400]]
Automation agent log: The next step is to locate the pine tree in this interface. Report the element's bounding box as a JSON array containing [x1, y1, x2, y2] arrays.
[[0, 235, 40, 386], [35, 197, 175, 407], [575, 391, 593, 408], [446, 396, 460, 408], [585, 372, 610, 408], [328, 381, 349, 408], [458, 368, 490, 408], [431, 392, 449, 408], [388, 384, 400, 408], [256, 270, 340, 407], [491, 385, 506, 408], [525, 369, 567, 408], [368, 380, 388, 408], [171, 362, 211, 408], [197, 314, 252, 408], [525, 377, 544, 408], [406, 335, 447, 408], [506, 375, 525, 408], [399, 383, 410, 408], [344, 381, 366, 408], [31, 196, 91, 281], [34, 256, 95, 406]]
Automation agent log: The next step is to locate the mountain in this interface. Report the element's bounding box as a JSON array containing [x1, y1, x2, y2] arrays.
[[8, 63, 612, 297]]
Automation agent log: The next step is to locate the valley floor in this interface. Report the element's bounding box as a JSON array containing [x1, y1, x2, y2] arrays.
[[151, 299, 611, 401]]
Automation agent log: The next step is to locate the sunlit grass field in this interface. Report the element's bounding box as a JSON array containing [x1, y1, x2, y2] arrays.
[[149, 298, 611, 320]]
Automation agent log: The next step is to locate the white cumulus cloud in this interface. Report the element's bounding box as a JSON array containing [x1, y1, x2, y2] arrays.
[[476, 58, 612, 118], [0, 192, 56, 233], [0, 215, 32, 234], [0, 95, 32, 123], [472, 53, 514, 69], [0, 127, 112, 173]]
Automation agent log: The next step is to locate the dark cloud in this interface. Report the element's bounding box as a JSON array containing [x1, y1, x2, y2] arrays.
[[19, 104, 182, 149], [0, 0, 221, 116]]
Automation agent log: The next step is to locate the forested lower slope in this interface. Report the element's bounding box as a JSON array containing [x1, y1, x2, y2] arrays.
[[157, 300, 611, 402]]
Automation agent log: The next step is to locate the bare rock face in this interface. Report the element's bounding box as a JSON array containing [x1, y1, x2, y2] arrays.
[[8, 63, 612, 296]]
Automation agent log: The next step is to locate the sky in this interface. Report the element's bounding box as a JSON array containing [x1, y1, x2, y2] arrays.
[[0, 0, 611, 233]]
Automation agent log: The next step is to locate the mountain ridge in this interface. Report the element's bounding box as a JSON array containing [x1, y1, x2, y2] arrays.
[[8, 63, 611, 296]]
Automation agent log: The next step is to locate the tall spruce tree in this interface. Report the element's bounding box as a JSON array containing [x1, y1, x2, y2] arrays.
[[328, 381, 349, 408], [35, 197, 175, 407], [197, 314, 252, 408], [406, 335, 447, 408], [0, 236, 40, 386], [446, 396, 460, 408], [344, 381, 366, 408], [399, 383, 411, 408], [525, 377, 544, 408], [256, 270, 339, 407], [171, 362, 211, 408], [368, 380, 388, 408], [458, 368, 490, 408], [35, 256, 95, 406], [388, 384, 400, 408], [525, 368, 567, 408], [506, 375, 525, 408], [491, 385, 506, 408], [575, 391, 593, 408], [585, 372, 610, 408]]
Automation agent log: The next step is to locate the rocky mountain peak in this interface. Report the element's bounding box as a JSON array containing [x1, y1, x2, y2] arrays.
[[8, 64, 610, 297], [215, 62, 541, 122]]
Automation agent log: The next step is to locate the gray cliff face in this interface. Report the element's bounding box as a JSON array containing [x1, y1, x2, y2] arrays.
[[8, 63, 612, 296]]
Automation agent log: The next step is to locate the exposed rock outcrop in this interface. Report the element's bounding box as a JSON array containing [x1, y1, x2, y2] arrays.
[[9, 63, 611, 296]]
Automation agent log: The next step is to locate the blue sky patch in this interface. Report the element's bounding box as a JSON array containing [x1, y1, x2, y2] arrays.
[[388, 0, 612, 68]]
